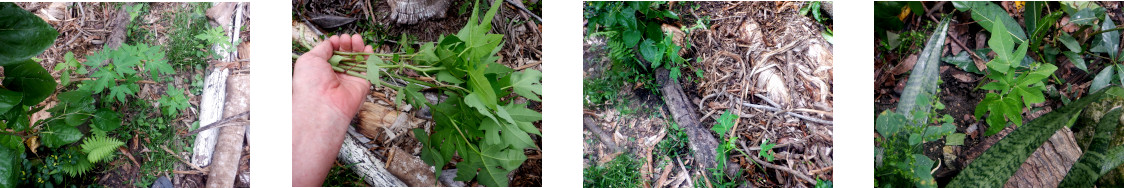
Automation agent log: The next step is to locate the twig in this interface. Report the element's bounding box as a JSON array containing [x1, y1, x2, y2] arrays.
[[162, 146, 207, 174], [742, 136, 808, 151], [583, 116, 620, 152], [738, 141, 816, 184], [186, 111, 249, 135], [809, 165, 832, 175], [503, 0, 542, 23], [513, 61, 541, 70], [737, 98, 833, 125]]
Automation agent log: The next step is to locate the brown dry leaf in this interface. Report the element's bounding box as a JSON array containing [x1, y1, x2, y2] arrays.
[[738, 18, 765, 46], [952, 72, 974, 83], [25, 136, 38, 155], [889, 54, 918, 75]]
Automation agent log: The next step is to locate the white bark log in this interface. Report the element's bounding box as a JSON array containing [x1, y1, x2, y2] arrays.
[[206, 74, 249, 188], [339, 127, 408, 186], [191, 68, 228, 167]]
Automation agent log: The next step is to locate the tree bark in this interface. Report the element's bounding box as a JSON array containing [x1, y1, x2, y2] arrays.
[[655, 68, 718, 172], [206, 74, 250, 188], [338, 129, 409, 186], [1004, 128, 1082, 188], [191, 68, 228, 167]]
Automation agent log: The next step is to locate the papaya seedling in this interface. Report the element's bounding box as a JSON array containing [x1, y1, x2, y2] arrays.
[[296, 0, 541, 186]]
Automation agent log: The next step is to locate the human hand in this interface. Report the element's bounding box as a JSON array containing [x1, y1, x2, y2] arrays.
[[292, 34, 373, 186]]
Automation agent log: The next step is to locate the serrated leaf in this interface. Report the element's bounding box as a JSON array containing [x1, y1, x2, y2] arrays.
[[467, 68, 497, 110], [0, 2, 59, 66], [1063, 51, 1087, 72]]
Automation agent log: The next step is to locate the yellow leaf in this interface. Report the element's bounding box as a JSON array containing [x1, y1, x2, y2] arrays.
[[899, 6, 912, 21], [25, 136, 38, 154]]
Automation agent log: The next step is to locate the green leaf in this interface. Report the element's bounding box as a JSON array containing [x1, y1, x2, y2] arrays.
[[365, 55, 382, 88], [623, 30, 641, 46], [1024, 2, 1043, 36], [897, 17, 950, 124], [465, 93, 500, 126], [1058, 33, 1082, 53], [1062, 51, 1087, 72], [40, 124, 82, 148], [962, 1, 1027, 43], [1092, 67, 1114, 92], [942, 51, 982, 74], [467, 68, 497, 110], [0, 2, 59, 65], [639, 39, 662, 68], [948, 87, 1118, 187], [1069, 8, 1098, 26], [3, 59, 57, 106], [876, 110, 906, 137], [501, 122, 535, 150], [946, 133, 966, 146], [913, 154, 937, 188], [1090, 14, 1120, 59], [91, 109, 121, 132], [510, 69, 542, 101], [711, 110, 737, 136], [0, 89, 22, 115], [923, 124, 956, 142], [0, 144, 20, 187], [1020, 63, 1056, 87], [0, 135, 20, 152], [758, 139, 776, 162]]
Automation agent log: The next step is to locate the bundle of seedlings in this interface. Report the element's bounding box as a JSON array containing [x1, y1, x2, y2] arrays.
[[295, 0, 542, 186]]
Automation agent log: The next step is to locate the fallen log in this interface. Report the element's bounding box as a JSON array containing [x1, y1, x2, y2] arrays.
[[206, 74, 249, 188], [338, 127, 408, 186], [656, 68, 718, 173]]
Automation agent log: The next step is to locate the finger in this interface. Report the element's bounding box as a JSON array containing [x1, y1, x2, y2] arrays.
[[339, 34, 353, 52], [328, 35, 342, 50], [364, 45, 374, 61], [350, 34, 365, 53], [302, 40, 334, 64]]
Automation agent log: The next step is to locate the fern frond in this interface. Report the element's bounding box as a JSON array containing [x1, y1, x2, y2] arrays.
[[59, 150, 93, 176], [80, 135, 123, 163]]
